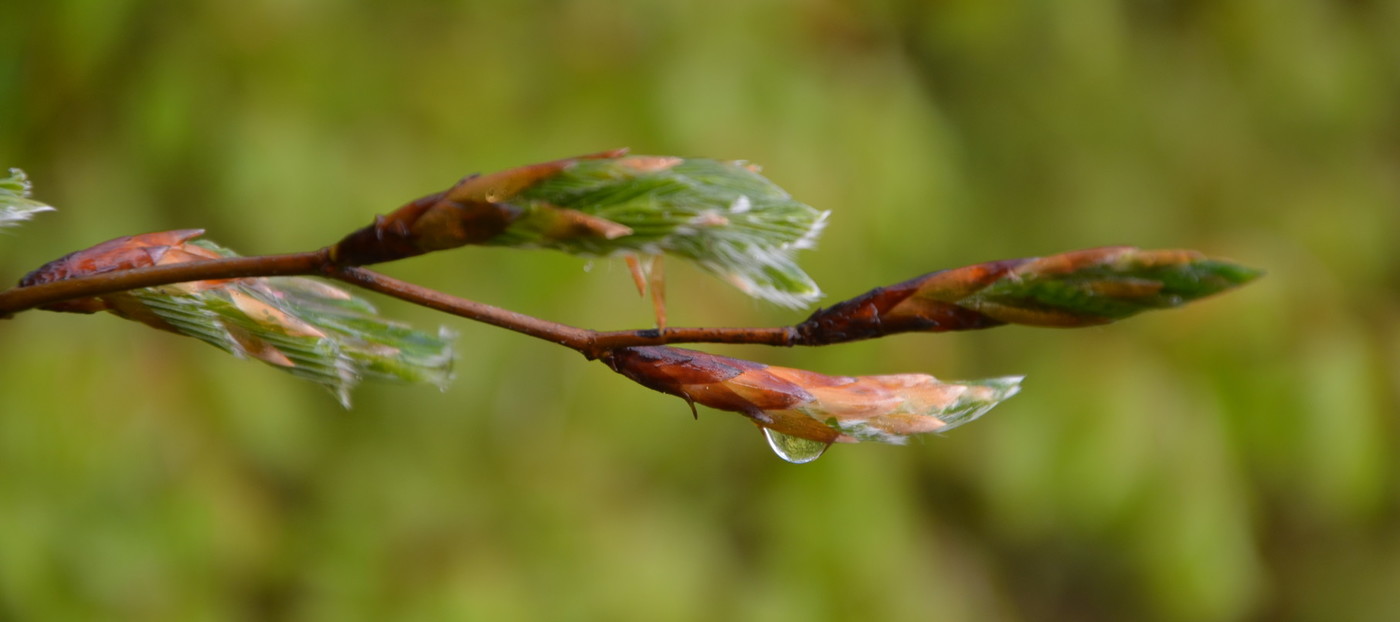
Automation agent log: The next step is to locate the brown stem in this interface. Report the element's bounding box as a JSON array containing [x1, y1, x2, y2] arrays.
[[0, 249, 802, 358], [325, 266, 595, 352], [325, 267, 800, 358], [587, 326, 797, 355], [0, 250, 331, 317]]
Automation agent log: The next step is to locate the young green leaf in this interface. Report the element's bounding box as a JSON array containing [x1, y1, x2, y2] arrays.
[[798, 246, 1263, 344], [334, 150, 829, 309], [493, 154, 829, 308], [1, 168, 55, 229], [21, 230, 454, 406]]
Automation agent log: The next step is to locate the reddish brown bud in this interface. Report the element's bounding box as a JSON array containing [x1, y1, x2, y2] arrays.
[[330, 149, 629, 266], [602, 346, 1020, 445], [603, 346, 811, 418], [443, 148, 627, 204], [19, 229, 219, 313], [796, 247, 1260, 343]]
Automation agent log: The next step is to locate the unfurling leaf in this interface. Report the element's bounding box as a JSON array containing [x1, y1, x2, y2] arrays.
[[1, 168, 55, 229], [797, 246, 1263, 344], [21, 230, 453, 406], [602, 345, 1020, 451], [334, 149, 829, 308]]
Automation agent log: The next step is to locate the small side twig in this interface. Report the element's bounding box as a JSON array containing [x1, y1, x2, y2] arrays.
[[332, 265, 802, 358]]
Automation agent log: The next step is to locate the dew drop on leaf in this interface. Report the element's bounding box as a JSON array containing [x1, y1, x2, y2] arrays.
[[763, 428, 830, 464]]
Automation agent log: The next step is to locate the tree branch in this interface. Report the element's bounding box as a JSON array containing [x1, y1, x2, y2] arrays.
[[0, 247, 802, 357], [2, 242, 1258, 363], [0, 155, 1261, 453], [0, 250, 330, 318], [328, 266, 802, 358]]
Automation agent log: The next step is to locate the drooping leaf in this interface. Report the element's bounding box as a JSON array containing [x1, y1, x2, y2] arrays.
[[333, 150, 829, 308], [494, 154, 829, 308], [602, 345, 1020, 450], [21, 230, 454, 406]]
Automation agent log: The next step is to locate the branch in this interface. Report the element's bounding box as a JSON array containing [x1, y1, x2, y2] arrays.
[[0, 243, 796, 355], [324, 266, 597, 352], [0, 151, 1261, 457], [1, 247, 328, 318], [2, 238, 1258, 361]]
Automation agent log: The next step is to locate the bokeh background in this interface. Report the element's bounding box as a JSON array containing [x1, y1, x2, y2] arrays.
[[2, 1, 1398, 620]]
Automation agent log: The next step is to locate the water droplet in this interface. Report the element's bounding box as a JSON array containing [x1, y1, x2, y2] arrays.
[[729, 195, 752, 213], [763, 428, 830, 464]]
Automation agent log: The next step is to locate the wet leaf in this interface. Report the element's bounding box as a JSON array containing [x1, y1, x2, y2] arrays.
[[496, 154, 828, 308], [334, 150, 829, 308], [21, 231, 454, 406], [603, 345, 1021, 447]]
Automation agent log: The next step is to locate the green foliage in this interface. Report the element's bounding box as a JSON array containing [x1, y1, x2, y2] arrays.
[[960, 248, 1264, 325], [493, 155, 828, 308], [0, 168, 53, 229], [133, 241, 454, 407]]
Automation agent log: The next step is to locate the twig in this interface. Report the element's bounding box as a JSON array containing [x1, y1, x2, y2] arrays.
[[325, 266, 596, 352], [0, 251, 329, 318], [2, 243, 1257, 360], [329, 266, 801, 358], [0, 249, 801, 357]]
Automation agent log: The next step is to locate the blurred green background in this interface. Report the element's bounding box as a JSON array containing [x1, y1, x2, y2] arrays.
[[2, 1, 1397, 620]]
